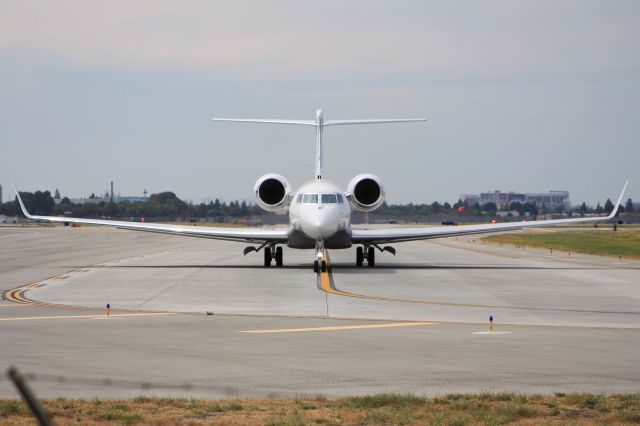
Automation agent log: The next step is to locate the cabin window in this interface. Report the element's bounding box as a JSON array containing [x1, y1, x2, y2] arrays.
[[296, 194, 303, 203], [336, 193, 344, 204], [321, 194, 338, 204]]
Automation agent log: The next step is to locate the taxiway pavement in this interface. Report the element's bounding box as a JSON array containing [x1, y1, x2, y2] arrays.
[[1, 226, 639, 398]]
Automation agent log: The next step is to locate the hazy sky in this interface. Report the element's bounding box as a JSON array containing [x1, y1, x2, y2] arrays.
[[1, 0, 638, 205]]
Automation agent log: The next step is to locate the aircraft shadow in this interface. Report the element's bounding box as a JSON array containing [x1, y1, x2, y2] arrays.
[[66, 264, 311, 270], [328, 264, 636, 274], [59, 264, 636, 272]]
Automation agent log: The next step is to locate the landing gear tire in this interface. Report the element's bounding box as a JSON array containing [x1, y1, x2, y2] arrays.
[[367, 247, 375, 267], [275, 246, 283, 267], [356, 246, 364, 267], [264, 247, 272, 267], [313, 260, 319, 273], [321, 260, 327, 272]]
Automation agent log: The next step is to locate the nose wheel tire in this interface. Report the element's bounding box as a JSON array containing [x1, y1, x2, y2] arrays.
[[313, 260, 319, 273], [264, 247, 272, 267], [356, 246, 364, 267], [321, 260, 327, 272], [275, 246, 283, 267], [367, 247, 375, 267]]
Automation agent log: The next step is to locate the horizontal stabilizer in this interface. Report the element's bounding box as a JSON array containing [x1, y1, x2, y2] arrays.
[[212, 109, 427, 180], [324, 118, 426, 126], [211, 118, 315, 126]]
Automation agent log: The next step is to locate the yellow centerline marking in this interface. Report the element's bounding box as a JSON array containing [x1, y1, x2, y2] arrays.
[[239, 321, 435, 333], [0, 312, 177, 321]]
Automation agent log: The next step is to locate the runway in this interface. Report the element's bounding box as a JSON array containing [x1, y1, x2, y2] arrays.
[[1, 226, 639, 398]]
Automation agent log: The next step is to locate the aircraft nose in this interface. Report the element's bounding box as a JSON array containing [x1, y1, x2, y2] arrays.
[[302, 209, 339, 239]]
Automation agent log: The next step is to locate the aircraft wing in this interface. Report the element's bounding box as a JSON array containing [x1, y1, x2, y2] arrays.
[[11, 182, 288, 244], [352, 181, 629, 244]]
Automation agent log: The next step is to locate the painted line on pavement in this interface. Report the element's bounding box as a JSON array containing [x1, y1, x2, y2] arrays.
[[2, 248, 186, 313], [240, 321, 435, 333], [0, 312, 177, 322]]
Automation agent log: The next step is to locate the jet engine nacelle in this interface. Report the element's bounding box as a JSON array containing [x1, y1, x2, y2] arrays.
[[254, 173, 291, 213], [347, 173, 385, 212]]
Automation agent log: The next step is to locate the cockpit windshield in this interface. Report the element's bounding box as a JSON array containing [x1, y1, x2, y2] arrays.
[[297, 193, 344, 204], [301, 193, 318, 204], [321, 194, 338, 204]]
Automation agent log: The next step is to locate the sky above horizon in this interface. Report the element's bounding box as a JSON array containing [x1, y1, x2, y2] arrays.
[[1, 0, 638, 206]]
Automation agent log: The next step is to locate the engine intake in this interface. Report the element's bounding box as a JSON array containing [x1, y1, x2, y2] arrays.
[[254, 173, 291, 213], [347, 174, 385, 212]]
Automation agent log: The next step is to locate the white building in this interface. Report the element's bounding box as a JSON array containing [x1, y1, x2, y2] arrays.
[[461, 190, 570, 210]]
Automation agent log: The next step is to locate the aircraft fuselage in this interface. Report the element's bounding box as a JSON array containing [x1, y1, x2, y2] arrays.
[[288, 179, 352, 249]]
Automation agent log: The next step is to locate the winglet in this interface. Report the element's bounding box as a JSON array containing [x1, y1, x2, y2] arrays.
[[10, 180, 34, 219], [607, 180, 629, 219]]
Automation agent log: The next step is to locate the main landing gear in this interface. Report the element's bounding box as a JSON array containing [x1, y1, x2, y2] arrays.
[[356, 245, 395, 267], [263, 246, 283, 267], [245, 244, 283, 267]]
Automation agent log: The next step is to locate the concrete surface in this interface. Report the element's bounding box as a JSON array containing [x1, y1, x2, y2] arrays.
[[1, 226, 639, 398]]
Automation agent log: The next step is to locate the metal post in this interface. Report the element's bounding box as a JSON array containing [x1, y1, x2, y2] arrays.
[[106, 303, 110, 317], [7, 367, 53, 426], [489, 315, 494, 333]]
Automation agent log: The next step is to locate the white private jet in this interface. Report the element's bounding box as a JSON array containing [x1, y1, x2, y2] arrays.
[[12, 109, 628, 272]]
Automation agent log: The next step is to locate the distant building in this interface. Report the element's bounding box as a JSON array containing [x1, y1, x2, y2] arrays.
[[461, 190, 570, 211], [117, 196, 148, 203], [70, 194, 149, 204]]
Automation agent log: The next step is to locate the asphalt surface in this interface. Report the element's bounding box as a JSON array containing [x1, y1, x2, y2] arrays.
[[1, 225, 639, 398]]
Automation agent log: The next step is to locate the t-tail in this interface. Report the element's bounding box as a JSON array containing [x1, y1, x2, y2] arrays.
[[212, 109, 426, 180]]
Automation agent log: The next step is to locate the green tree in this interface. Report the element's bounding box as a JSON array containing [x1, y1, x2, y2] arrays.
[[482, 202, 497, 213], [625, 198, 634, 213], [509, 202, 523, 214], [603, 198, 614, 214], [17, 191, 55, 215], [578, 202, 588, 216], [522, 202, 538, 218]]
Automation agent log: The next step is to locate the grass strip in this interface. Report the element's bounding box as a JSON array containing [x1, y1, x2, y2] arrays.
[[483, 229, 640, 259]]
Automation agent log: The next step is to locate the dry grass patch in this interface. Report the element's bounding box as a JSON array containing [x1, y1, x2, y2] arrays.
[[0, 392, 639, 425]]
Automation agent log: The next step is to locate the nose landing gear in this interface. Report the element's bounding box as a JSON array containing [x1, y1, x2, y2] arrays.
[[313, 240, 327, 273]]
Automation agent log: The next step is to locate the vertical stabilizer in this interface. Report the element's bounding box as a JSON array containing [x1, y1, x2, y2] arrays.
[[315, 109, 324, 180]]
